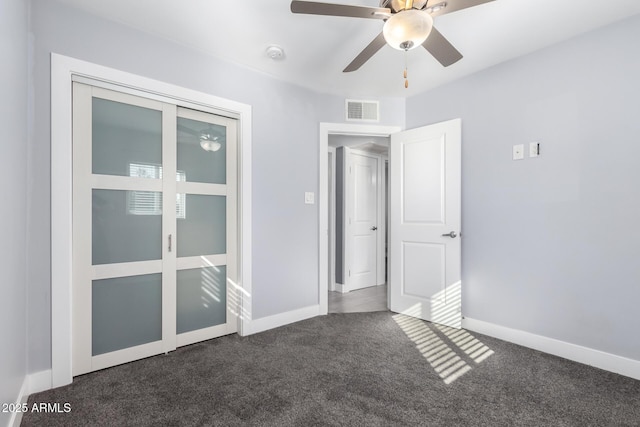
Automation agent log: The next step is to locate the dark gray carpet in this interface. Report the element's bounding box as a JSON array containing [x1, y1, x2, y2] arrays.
[[23, 312, 640, 426]]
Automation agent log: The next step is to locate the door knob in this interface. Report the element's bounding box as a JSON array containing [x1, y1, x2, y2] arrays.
[[371, 226, 378, 231], [441, 231, 457, 238]]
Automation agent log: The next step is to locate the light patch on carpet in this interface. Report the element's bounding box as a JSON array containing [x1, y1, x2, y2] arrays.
[[392, 314, 494, 384]]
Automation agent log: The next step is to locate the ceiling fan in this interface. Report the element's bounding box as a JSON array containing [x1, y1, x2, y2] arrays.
[[290, 0, 495, 73], [178, 123, 225, 152]]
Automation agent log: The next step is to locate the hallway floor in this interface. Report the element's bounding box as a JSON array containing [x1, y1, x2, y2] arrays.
[[328, 284, 387, 313]]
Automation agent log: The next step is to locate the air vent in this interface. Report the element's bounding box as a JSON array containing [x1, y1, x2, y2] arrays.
[[346, 99, 379, 122]]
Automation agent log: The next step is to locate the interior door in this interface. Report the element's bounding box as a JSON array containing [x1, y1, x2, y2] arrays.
[[347, 150, 379, 291], [389, 119, 462, 328], [72, 83, 237, 376]]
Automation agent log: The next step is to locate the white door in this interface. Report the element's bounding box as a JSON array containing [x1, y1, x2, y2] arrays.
[[347, 150, 379, 291], [389, 119, 462, 328], [72, 83, 237, 375]]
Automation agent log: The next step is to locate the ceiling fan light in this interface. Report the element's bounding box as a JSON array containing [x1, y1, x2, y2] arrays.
[[383, 9, 433, 51], [200, 138, 222, 152]]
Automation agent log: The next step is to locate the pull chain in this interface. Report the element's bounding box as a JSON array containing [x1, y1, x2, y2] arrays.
[[403, 50, 409, 89]]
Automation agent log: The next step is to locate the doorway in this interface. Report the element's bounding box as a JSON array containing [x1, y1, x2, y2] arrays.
[[318, 123, 401, 315], [329, 135, 388, 312], [319, 120, 461, 325]]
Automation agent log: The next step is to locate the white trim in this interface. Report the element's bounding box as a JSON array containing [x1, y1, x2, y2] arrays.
[[319, 123, 401, 315], [244, 305, 321, 336], [176, 254, 227, 270], [92, 260, 163, 280], [51, 53, 252, 387], [463, 317, 640, 381], [328, 146, 336, 293], [378, 154, 388, 286], [8, 377, 29, 427], [28, 370, 53, 395], [334, 282, 348, 293]]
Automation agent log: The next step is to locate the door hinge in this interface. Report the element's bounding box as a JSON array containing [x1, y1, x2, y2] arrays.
[[349, 269, 351, 277]]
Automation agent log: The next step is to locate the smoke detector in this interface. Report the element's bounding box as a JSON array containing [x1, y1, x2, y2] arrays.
[[266, 45, 285, 60]]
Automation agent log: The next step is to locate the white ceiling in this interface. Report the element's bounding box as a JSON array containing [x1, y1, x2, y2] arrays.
[[56, 0, 640, 98]]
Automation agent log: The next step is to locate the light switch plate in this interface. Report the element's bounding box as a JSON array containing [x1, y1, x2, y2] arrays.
[[304, 192, 315, 204], [513, 144, 524, 160], [529, 142, 540, 158]]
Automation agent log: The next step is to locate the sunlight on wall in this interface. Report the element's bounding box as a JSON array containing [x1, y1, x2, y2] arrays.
[[392, 313, 494, 384]]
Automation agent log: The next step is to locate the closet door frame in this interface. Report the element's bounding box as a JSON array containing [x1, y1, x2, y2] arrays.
[[52, 53, 252, 388]]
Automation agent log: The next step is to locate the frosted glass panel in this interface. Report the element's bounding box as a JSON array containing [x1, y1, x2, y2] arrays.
[[92, 274, 162, 356], [177, 195, 226, 257], [92, 97, 162, 177], [92, 189, 162, 265], [177, 117, 226, 184], [177, 266, 227, 334]]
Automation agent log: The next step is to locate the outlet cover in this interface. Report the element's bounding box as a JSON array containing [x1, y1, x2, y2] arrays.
[[513, 144, 524, 160], [304, 192, 315, 204]]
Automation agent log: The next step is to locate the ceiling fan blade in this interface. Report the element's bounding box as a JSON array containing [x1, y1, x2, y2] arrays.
[[422, 26, 463, 67], [343, 32, 387, 72], [426, 0, 495, 18], [177, 123, 198, 136], [291, 1, 391, 19]]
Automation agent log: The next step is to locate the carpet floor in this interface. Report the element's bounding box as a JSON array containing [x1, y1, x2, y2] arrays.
[[23, 312, 640, 426]]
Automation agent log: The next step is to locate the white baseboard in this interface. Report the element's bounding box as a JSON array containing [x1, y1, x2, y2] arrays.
[[463, 317, 640, 381], [8, 377, 29, 427], [335, 283, 384, 294], [245, 305, 320, 335], [28, 370, 52, 394], [6, 370, 54, 427], [335, 283, 347, 293]]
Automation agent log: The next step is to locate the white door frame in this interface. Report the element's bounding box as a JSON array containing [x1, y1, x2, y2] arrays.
[[328, 146, 336, 292], [51, 53, 252, 388], [319, 123, 401, 314]]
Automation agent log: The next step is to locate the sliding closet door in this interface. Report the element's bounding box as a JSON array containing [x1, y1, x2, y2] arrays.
[[174, 108, 237, 347], [72, 83, 237, 376]]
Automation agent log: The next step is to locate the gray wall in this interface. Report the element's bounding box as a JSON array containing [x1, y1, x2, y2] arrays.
[[406, 15, 640, 361], [0, 0, 29, 423], [28, 0, 404, 373]]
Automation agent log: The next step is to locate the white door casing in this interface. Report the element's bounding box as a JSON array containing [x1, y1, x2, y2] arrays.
[[328, 147, 336, 292], [319, 124, 400, 315], [346, 150, 379, 291], [52, 53, 252, 388], [389, 119, 462, 328]]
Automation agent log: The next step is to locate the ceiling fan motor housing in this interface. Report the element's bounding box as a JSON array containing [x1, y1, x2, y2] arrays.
[[380, 0, 428, 13]]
